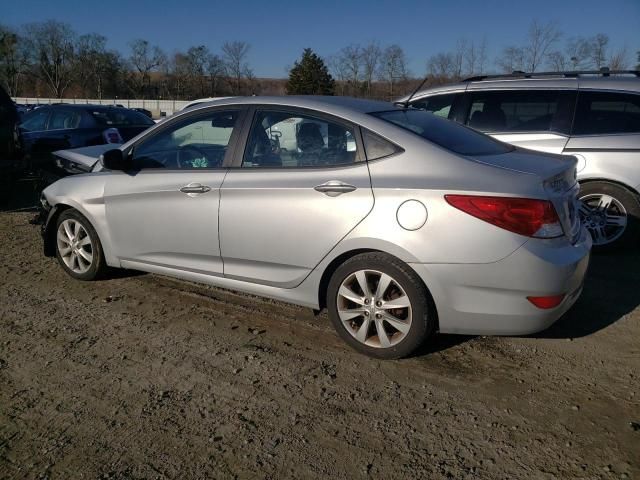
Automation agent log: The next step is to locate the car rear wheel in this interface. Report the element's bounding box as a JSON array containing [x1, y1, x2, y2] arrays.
[[55, 209, 107, 280], [327, 252, 435, 359], [578, 181, 640, 251]]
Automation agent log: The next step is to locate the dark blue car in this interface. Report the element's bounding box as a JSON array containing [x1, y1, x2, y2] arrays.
[[19, 104, 154, 171]]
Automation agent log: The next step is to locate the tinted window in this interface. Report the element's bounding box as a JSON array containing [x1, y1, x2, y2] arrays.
[[411, 93, 457, 119], [48, 110, 82, 130], [20, 110, 49, 132], [372, 109, 513, 156], [132, 110, 239, 169], [89, 108, 154, 127], [362, 129, 400, 160], [573, 91, 640, 135], [466, 90, 576, 134], [242, 110, 357, 168]]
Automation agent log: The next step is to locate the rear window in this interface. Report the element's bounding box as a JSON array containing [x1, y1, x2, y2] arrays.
[[89, 108, 154, 127], [371, 109, 513, 156]]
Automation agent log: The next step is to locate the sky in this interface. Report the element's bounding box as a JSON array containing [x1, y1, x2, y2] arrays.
[[3, 0, 639, 77]]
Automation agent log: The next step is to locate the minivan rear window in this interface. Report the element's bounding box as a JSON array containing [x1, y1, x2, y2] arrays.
[[371, 109, 513, 156]]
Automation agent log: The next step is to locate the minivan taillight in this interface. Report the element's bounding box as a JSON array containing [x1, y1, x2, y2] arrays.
[[444, 195, 563, 238]]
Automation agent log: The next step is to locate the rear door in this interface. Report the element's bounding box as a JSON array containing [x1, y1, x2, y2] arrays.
[[218, 107, 374, 288], [463, 90, 577, 154]]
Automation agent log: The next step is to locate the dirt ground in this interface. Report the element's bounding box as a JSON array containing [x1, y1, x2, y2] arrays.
[[0, 195, 639, 478]]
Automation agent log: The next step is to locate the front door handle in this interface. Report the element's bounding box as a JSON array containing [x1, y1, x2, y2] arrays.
[[180, 183, 211, 195], [314, 181, 357, 197]]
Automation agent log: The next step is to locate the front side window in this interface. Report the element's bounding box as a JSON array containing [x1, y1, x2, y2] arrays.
[[372, 109, 513, 156], [48, 110, 82, 130], [20, 109, 49, 132], [573, 91, 640, 135], [410, 93, 458, 119], [132, 110, 239, 169], [466, 90, 576, 134], [242, 110, 357, 168]]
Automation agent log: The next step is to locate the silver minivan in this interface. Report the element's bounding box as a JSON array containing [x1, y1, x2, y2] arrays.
[[397, 70, 640, 250]]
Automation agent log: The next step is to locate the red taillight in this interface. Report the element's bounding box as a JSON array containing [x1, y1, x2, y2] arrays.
[[444, 195, 563, 238], [527, 294, 565, 309]]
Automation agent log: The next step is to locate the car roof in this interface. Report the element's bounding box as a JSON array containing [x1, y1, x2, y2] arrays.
[[399, 75, 640, 102], [187, 95, 396, 115]]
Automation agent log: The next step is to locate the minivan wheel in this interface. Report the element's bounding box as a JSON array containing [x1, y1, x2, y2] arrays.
[[578, 182, 640, 251], [327, 252, 435, 359], [55, 209, 107, 280]]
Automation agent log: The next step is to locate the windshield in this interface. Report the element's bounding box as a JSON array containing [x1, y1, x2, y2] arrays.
[[90, 108, 154, 127], [371, 109, 513, 156]]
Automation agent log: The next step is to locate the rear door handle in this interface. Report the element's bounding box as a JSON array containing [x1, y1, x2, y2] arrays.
[[314, 181, 357, 197], [180, 183, 211, 195]]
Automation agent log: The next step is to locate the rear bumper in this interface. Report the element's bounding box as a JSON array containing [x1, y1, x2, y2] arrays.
[[410, 227, 592, 335]]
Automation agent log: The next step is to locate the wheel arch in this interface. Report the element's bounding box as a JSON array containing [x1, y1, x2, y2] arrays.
[[579, 177, 640, 197], [316, 248, 439, 330], [43, 203, 73, 257]]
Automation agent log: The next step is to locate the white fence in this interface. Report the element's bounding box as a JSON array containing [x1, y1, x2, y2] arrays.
[[12, 97, 198, 117]]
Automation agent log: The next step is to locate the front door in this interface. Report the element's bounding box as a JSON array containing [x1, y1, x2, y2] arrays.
[[104, 109, 245, 276], [219, 108, 374, 288]]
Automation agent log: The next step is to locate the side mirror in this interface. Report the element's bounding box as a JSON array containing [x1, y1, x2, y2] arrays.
[[100, 148, 131, 171]]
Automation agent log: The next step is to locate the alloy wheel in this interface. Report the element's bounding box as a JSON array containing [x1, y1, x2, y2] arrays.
[[56, 219, 94, 274], [336, 269, 412, 348], [578, 194, 627, 246]]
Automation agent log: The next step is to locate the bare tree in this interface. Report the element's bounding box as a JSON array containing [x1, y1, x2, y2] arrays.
[[497, 46, 526, 73], [524, 20, 561, 72], [378, 44, 408, 98], [565, 37, 593, 69], [427, 52, 455, 79], [591, 34, 609, 68], [186, 45, 210, 97], [128, 39, 166, 98], [327, 54, 349, 95], [338, 44, 362, 95], [361, 42, 380, 96], [75, 33, 118, 99], [222, 41, 251, 95], [608, 45, 629, 70], [169, 52, 190, 98], [206, 54, 225, 97], [452, 39, 466, 79], [24, 20, 76, 98], [0, 24, 30, 96], [547, 51, 569, 71]]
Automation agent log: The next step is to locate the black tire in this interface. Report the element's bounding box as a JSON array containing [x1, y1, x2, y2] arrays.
[[579, 181, 640, 252], [327, 252, 436, 359], [55, 209, 107, 280]]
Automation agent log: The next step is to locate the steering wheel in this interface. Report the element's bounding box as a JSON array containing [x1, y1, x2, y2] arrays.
[[176, 145, 209, 169]]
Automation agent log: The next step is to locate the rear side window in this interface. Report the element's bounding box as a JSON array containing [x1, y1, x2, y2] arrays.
[[90, 108, 154, 127], [573, 91, 640, 135], [372, 109, 513, 156], [466, 90, 576, 134], [362, 129, 401, 160], [410, 93, 458, 119]]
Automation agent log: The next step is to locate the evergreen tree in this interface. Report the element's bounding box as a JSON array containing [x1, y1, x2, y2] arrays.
[[286, 48, 334, 95]]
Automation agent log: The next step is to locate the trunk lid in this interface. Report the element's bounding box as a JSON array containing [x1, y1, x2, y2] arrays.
[[469, 148, 581, 243]]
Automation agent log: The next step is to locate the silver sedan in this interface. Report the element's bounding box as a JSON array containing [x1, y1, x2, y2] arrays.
[[40, 96, 591, 358]]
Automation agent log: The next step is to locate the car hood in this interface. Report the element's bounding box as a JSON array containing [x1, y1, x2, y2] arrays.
[[53, 144, 120, 171]]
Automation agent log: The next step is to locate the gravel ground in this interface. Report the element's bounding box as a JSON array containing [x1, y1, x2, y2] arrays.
[[0, 207, 638, 479]]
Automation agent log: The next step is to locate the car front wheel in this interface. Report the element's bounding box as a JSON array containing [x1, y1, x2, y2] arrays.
[[55, 209, 107, 280], [578, 181, 640, 251], [327, 252, 435, 359]]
